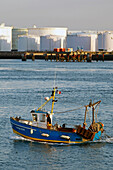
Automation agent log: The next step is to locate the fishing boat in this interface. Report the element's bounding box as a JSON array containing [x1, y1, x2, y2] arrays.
[[10, 87, 104, 144]]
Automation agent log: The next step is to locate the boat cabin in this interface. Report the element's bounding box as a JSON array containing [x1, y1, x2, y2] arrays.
[[31, 110, 52, 128]]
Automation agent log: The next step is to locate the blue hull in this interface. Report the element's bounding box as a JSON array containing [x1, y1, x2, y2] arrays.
[[10, 118, 102, 144]]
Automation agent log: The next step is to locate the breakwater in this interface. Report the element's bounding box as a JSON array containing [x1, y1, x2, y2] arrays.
[[0, 51, 113, 61]]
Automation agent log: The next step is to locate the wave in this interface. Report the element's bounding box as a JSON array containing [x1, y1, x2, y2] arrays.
[[10, 135, 33, 142]]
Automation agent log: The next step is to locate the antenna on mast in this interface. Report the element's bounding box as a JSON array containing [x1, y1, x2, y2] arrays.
[[54, 67, 57, 88]]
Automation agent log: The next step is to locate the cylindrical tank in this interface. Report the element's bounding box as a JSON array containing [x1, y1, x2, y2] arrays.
[[12, 28, 28, 51], [98, 33, 103, 50], [67, 33, 91, 51], [28, 27, 68, 37], [103, 32, 113, 52], [67, 32, 97, 52], [40, 35, 66, 51], [0, 24, 12, 51], [18, 36, 28, 51], [18, 35, 40, 51], [28, 27, 67, 51], [98, 31, 113, 52]]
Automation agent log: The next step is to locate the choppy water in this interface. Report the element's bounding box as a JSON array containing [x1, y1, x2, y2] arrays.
[[0, 59, 113, 170]]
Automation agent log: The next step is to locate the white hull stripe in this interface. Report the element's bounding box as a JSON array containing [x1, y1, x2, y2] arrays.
[[11, 121, 36, 131]]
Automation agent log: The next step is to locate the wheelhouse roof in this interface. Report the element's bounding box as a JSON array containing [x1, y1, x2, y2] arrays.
[[31, 110, 48, 114]]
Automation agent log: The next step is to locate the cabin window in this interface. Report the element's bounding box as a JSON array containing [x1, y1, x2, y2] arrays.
[[40, 114, 46, 122], [32, 114, 37, 122]]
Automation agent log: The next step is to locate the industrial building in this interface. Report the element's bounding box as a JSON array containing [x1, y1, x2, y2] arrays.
[[1, 23, 113, 53], [0, 23, 13, 51], [98, 31, 113, 52], [67, 31, 98, 52]]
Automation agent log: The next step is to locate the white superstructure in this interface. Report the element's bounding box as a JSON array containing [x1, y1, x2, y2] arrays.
[[0, 23, 13, 51], [98, 31, 113, 52], [67, 31, 98, 52]]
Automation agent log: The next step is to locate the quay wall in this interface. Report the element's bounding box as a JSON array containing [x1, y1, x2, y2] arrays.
[[0, 51, 45, 59], [0, 51, 113, 61]]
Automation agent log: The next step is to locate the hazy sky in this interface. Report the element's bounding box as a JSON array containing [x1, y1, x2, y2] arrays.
[[1, 0, 113, 30]]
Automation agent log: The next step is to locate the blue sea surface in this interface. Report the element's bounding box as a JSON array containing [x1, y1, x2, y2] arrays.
[[0, 59, 113, 170]]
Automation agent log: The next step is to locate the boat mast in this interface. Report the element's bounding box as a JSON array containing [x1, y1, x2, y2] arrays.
[[83, 100, 101, 128], [92, 105, 95, 124], [51, 87, 56, 114], [83, 106, 87, 128], [92, 100, 101, 124]]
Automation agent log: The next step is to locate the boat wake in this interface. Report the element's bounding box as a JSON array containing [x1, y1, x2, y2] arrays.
[[92, 136, 113, 144], [104, 137, 113, 143], [10, 135, 71, 145], [10, 135, 113, 146], [10, 135, 33, 142]]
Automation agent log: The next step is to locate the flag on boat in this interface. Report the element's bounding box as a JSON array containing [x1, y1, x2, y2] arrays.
[[56, 90, 61, 94]]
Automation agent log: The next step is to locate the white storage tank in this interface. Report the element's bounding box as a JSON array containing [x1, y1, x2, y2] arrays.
[[18, 35, 40, 51], [40, 35, 65, 51], [18, 36, 28, 51], [91, 34, 98, 52], [67, 34, 90, 51], [103, 32, 113, 52], [12, 28, 28, 51], [67, 32, 98, 52], [98, 32, 104, 51], [0, 23, 13, 51], [28, 27, 67, 51], [27, 36, 40, 51], [28, 27, 68, 37], [0, 37, 11, 51], [98, 31, 113, 51]]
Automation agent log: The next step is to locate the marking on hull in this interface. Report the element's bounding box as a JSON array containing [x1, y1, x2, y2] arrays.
[[11, 121, 36, 131]]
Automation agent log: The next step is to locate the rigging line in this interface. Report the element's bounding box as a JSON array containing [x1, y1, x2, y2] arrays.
[[95, 103, 100, 110], [87, 108, 91, 124], [95, 104, 100, 121], [103, 130, 111, 138], [54, 67, 57, 88], [54, 106, 84, 114]]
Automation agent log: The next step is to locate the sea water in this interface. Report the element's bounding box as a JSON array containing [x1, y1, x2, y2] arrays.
[[0, 59, 113, 170]]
